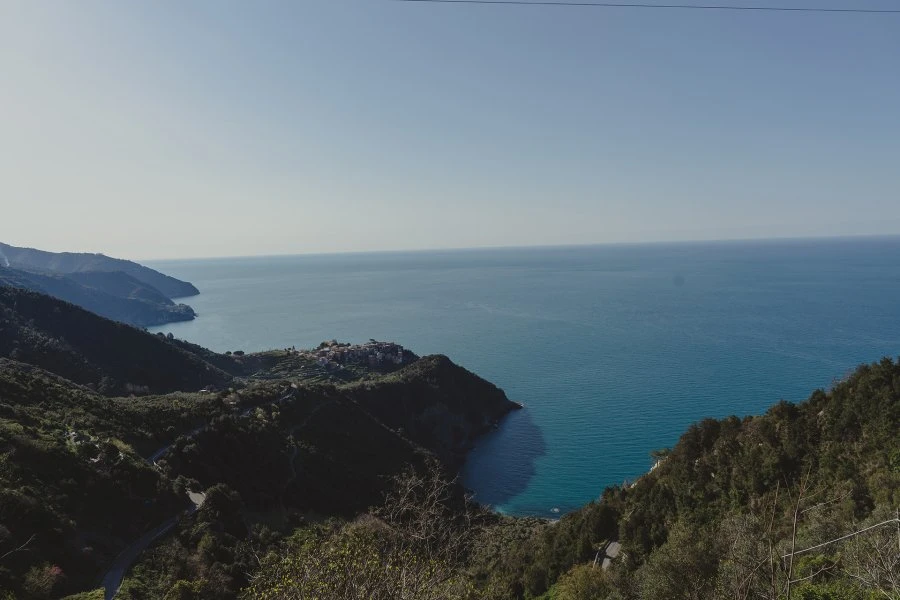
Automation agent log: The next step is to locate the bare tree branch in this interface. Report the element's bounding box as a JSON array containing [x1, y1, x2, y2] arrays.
[[0, 533, 36, 562], [782, 518, 900, 560]]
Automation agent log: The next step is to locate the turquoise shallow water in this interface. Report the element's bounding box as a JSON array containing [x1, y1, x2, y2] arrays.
[[148, 237, 900, 516]]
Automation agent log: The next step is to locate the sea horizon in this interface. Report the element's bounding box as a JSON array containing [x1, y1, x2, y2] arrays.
[[139, 232, 900, 264]]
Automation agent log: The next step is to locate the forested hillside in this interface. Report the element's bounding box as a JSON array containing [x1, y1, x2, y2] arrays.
[[0, 360, 190, 597], [466, 357, 900, 600], [0, 288, 896, 600], [242, 357, 899, 600], [0, 288, 239, 395], [0, 290, 518, 599]]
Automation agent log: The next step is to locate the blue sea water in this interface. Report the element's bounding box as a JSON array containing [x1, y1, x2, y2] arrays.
[[148, 237, 900, 517]]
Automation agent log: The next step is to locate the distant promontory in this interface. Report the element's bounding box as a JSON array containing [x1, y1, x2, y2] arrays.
[[0, 241, 199, 327]]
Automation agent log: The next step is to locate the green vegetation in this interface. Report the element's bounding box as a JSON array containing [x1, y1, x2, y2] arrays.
[[0, 289, 517, 598], [463, 356, 900, 600], [121, 356, 899, 600], [345, 354, 516, 466], [243, 464, 480, 600], [59, 590, 105, 600], [0, 287, 240, 395], [1, 286, 897, 600], [114, 363, 516, 598], [0, 360, 185, 596]]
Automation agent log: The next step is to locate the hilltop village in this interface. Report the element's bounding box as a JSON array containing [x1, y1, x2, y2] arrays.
[[298, 339, 415, 370]]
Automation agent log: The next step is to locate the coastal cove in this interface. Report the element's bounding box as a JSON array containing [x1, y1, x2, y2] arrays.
[[148, 237, 900, 516]]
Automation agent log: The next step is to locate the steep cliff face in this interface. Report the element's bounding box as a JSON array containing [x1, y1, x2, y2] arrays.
[[345, 355, 520, 465]]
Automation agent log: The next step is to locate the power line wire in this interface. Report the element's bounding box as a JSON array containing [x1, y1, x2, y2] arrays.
[[393, 0, 900, 14]]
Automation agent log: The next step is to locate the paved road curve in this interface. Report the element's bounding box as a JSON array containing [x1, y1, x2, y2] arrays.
[[99, 389, 296, 600], [100, 516, 177, 600], [100, 456, 207, 599]]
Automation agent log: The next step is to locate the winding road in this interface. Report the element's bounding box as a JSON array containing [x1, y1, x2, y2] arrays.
[[99, 388, 297, 600]]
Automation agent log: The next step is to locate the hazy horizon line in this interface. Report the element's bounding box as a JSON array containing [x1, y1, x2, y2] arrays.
[[139, 232, 900, 264]]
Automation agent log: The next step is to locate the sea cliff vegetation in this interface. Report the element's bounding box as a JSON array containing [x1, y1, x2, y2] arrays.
[[0, 287, 897, 600]]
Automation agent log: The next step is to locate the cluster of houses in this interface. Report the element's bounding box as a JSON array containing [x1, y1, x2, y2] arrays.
[[302, 340, 412, 370]]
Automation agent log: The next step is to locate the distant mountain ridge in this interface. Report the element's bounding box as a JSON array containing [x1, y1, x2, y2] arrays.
[[0, 267, 196, 327], [65, 270, 176, 305], [0, 242, 199, 327], [0, 241, 198, 298]]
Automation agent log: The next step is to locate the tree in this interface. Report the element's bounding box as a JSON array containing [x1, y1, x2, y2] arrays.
[[243, 461, 478, 600], [714, 513, 772, 600], [637, 521, 722, 600], [554, 563, 614, 600], [0, 530, 35, 563], [374, 459, 482, 568], [198, 484, 245, 537], [833, 509, 900, 599]]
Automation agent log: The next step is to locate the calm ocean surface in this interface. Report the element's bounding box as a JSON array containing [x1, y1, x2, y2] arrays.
[[148, 237, 900, 516]]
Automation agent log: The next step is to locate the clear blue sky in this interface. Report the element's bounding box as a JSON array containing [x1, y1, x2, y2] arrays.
[[2, 1, 898, 259]]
